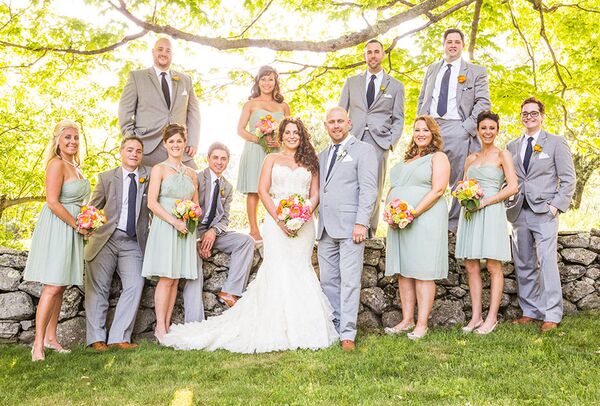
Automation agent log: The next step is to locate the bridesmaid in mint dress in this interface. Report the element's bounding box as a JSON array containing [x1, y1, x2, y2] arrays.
[[384, 116, 450, 340], [142, 124, 199, 342], [25, 120, 91, 361], [456, 111, 518, 335], [236, 66, 290, 242]]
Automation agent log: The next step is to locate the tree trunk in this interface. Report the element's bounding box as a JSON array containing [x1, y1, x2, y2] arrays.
[[571, 154, 600, 210], [0, 195, 46, 220]]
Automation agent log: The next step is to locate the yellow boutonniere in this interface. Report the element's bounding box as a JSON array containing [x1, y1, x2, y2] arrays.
[[172, 75, 180, 82], [220, 188, 225, 198], [533, 144, 543, 153], [380, 85, 386, 94], [139, 177, 146, 184], [458, 75, 467, 84]]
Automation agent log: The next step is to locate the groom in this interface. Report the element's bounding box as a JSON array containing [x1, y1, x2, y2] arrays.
[[317, 107, 378, 351]]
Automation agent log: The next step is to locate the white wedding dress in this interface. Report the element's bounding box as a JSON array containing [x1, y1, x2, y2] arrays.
[[162, 165, 339, 353]]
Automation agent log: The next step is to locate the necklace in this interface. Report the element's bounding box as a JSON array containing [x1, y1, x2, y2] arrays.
[[59, 157, 79, 168]]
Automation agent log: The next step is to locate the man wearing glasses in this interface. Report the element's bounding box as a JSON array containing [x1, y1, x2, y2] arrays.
[[506, 97, 575, 332]]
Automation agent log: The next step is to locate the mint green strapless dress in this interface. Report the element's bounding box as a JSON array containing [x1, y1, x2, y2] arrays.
[[455, 165, 511, 261], [236, 109, 284, 193], [24, 179, 90, 286], [142, 164, 198, 279], [385, 154, 449, 280]]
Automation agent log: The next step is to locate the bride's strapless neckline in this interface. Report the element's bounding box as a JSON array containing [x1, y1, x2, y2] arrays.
[[273, 164, 310, 175]]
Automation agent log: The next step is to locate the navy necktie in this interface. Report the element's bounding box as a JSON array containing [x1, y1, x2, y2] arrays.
[[366, 74, 376, 108], [437, 64, 452, 117], [326, 144, 340, 180], [523, 136, 534, 173], [160, 72, 171, 109], [206, 179, 220, 226], [126, 173, 137, 237]]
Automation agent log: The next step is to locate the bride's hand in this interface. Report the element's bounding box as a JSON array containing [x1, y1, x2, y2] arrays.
[[172, 219, 189, 234], [277, 220, 294, 237]]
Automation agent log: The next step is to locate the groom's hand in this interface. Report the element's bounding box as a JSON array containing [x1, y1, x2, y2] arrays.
[[199, 229, 217, 258], [352, 224, 368, 244]]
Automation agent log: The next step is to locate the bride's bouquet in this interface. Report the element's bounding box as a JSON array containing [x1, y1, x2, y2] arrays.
[[452, 179, 485, 220], [172, 199, 203, 237], [276, 194, 311, 237], [76, 205, 107, 233], [254, 114, 278, 154], [383, 199, 415, 229]]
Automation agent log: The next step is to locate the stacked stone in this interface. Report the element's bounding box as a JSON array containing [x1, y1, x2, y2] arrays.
[[1, 229, 599, 347]]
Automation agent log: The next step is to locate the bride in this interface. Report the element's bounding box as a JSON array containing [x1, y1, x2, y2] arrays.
[[162, 117, 339, 353]]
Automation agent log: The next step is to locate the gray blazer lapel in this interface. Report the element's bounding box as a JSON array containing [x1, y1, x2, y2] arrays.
[[357, 72, 368, 109], [370, 74, 390, 111], [425, 61, 444, 106], [113, 168, 124, 220], [455, 60, 468, 108], [527, 131, 549, 175], [319, 149, 328, 184], [170, 70, 180, 111], [325, 137, 357, 187], [135, 166, 147, 219], [203, 169, 212, 210], [146, 68, 168, 109]]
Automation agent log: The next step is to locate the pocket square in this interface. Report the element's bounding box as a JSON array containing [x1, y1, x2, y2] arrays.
[[181, 90, 188, 96], [539, 152, 550, 159], [383, 94, 393, 99], [342, 155, 353, 163]]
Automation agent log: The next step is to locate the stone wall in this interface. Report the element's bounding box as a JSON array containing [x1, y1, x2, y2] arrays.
[[1, 229, 599, 347]]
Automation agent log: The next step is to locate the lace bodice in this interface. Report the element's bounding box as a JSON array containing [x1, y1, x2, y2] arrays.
[[269, 164, 312, 200]]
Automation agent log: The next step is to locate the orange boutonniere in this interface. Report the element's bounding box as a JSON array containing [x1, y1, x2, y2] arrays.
[[457, 75, 467, 84], [139, 177, 146, 184], [533, 144, 543, 153], [172, 75, 180, 82]]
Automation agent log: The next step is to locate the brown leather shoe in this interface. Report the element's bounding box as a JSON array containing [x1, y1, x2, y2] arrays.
[[108, 342, 139, 350], [512, 316, 539, 325], [217, 291, 238, 308], [90, 341, 109, 351], [540, 322, 559, 332], [341, 340, 356, 352]]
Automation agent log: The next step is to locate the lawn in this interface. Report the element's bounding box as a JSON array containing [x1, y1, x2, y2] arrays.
[[1, 313, 599, 405]]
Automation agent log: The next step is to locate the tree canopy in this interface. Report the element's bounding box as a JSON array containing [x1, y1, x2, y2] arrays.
[[1, 0, 599, 245]]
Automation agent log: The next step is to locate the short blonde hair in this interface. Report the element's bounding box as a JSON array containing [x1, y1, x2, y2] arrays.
[[43, 119, 81, 167]]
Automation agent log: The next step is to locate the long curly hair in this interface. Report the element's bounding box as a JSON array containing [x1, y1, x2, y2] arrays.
[[277, 117, 319, 174], [249, 66, 284, 103], [404, 115, 444, 161]]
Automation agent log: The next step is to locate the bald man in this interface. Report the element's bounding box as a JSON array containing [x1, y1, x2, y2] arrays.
[[118, 37, 200, 168]]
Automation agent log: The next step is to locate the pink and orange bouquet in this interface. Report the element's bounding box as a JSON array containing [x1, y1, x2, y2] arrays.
[[76, 205, 107, 233], [254, 114, 278, 154], [172, 199, 203, 237], [383, 199, 415, 229], [452, 179, 485, 220], [276, 194, 311, 237]]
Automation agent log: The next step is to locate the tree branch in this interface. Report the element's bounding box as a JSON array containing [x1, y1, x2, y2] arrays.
[[468, 0, 483, 60], [109, 0, 454, 52], [508, 0, 537, 89], [0, 30, 148, 56], [229, 0, 274, 39]]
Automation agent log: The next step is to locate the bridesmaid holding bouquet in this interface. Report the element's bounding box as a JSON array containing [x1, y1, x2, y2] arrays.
[[236, 66, 290, 242], [24, 120, 91, 361], [142, 124, 200, 342], [455, 111, 518, 334]]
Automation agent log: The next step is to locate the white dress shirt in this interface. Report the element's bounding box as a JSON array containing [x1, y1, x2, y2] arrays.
[[202, 169, 221, 224], [117, 167, 139, 231], [153, 66, 173, 101], [327, 135, 353, 171], [430, 58, 462, 120], [364, 69, 384, 100], [519, 130, 541, 161]]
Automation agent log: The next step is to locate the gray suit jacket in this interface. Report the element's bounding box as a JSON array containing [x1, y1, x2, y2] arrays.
[[417, 59, 490, 137], [84, 166, 151, 262], [197, 168, 233, 236], [505, 130, 576, 222], [317, 136, 378, 239], [339, 71, 405, 151], [118, 67, 200, 154]]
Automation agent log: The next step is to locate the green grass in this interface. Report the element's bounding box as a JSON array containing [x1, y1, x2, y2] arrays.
[[2, 314, 600, 405]]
